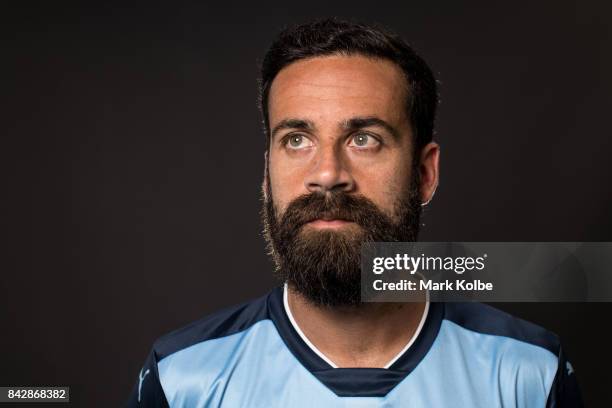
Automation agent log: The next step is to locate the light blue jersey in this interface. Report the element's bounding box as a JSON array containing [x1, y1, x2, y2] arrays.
[[128, 286, 581, 407]]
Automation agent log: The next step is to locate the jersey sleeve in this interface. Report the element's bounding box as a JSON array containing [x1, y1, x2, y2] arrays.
[[546, 346, 583, 408], [126, 348, 169, 408]]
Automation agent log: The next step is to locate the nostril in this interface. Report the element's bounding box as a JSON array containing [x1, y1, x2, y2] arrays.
[[330, 182, 350, 193], [306, 180, 353, 194]]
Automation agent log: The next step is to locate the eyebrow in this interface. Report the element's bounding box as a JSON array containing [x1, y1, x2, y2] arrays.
[[271, 118, 316, 139], [341, 116, 400, 140], [270, 116, 401, 141]]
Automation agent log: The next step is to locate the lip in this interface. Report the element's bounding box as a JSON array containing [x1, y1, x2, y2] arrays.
[[306, 219, 353, 229]]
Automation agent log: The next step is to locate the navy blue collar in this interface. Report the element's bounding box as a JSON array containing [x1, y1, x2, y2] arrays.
[[266, 286, 444, 397]]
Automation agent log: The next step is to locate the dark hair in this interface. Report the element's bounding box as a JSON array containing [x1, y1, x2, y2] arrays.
[[259, 18, 438, 152]]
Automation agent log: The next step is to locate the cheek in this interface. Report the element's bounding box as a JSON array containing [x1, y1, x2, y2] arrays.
[[268, 155, 306, 214], [355, 161, 412, 214]]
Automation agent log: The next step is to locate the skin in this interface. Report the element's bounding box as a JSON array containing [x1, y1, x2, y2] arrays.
[[266, 55, 440, 368]]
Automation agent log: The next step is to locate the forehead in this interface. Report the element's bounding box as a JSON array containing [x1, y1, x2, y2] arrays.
[[268, 55, 409, 126]]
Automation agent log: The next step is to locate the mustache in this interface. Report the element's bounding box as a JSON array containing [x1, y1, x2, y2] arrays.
[[278, 191, 388, 230]]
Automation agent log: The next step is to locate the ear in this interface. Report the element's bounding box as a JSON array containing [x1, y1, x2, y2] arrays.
[[418, 142, 440, 206]]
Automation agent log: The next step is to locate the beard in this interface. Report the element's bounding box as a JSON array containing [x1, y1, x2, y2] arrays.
[[262, 167, 422, 308]]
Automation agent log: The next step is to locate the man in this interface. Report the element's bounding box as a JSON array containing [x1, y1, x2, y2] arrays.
[[128, 19, 582, 407]]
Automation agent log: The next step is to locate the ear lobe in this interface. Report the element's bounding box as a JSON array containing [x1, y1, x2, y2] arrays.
[[418, 142, 440, 206], [421, 185, 437, 207]]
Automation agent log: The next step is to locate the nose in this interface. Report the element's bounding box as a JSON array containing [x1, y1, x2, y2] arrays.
[[304, 144, 355, 194]]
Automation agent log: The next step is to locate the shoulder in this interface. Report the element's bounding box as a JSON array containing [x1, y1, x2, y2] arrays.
[[126, 289, 279, 407], [435, 303, 583, 407], [442, 302, 561, 356], [152, 289, 274, 362], [440, 303, 562, 405]]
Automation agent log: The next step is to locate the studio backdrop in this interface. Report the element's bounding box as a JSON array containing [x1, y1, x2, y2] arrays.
[[2, 1, 611, 406]]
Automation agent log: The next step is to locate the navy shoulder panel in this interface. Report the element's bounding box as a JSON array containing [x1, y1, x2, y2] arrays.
[[153, 290, 272, 361], [443, 302, 560, 355]]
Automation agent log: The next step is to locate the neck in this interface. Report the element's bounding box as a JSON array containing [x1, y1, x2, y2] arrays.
[[285, 284, 427, 368]]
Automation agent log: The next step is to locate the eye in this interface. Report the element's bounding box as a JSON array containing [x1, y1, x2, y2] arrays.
[[348, 133, 380, 148], [285, 134, 314, 150]]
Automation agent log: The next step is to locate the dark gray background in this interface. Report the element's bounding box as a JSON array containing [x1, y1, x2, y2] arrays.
[[2, 1, 611, 406]]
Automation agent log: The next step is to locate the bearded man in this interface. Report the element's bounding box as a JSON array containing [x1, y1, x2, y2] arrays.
[[128, 18, 582, 407]]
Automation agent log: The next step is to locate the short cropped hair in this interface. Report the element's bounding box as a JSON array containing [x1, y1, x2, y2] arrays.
[[259, 18, 438, 153]]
